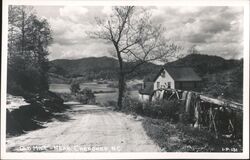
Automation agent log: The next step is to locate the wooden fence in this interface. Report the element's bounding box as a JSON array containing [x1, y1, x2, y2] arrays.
[[151, 88, 243, 139]]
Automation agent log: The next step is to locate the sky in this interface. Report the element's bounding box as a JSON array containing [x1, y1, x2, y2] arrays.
[[34, 6, 244, 60]]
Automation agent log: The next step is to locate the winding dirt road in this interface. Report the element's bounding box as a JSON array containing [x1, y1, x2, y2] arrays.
[[6, 103, 161, 152]]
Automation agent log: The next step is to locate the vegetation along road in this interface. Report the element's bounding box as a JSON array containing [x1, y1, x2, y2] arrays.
[[6, 103, 161, 152]]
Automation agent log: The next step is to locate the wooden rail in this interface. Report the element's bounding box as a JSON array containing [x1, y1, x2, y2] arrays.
[[153, 88, 243, 112], [199, 95, 243, 111], [152, 88, 243, 138]]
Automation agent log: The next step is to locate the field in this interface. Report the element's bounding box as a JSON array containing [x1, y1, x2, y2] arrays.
[[49, 82, 116, 93], [49, 82, 140, 104]]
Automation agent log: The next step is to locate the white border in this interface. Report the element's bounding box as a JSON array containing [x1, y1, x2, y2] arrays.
[[1, 0, 249, 159]]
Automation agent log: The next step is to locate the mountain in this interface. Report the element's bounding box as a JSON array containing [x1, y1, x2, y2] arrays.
[[165, 54, 242, 77], [48, 56, 160, 81], [165, 54, 243, 102], [49, 57, 118, 78], [48, 54, 243, 102]]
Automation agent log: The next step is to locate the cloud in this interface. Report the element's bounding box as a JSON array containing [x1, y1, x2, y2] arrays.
[[45, 6, 114, 60], [102, 6, 113, 15], [49, 17, 92, 45], [151, 6, 243, 59], [198, 42, 243, 59], [48, 41, 113, 60], [34, 6, 243, 60], [59, 6, 88, 22], [200, 19, 231, 34]]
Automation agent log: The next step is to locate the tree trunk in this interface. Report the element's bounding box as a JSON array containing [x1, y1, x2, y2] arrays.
[[117, 72, 125, 110], [116, 47, 125, 110]]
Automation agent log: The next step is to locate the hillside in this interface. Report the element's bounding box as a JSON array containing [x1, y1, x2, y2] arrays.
[[165, 54, 243, 102], [166, 54, 242, 77], [48, 54, 243, 102], [49, 56, 160, 81]]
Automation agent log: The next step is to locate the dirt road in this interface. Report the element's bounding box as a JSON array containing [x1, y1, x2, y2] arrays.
[[6, 103, 161, 152]]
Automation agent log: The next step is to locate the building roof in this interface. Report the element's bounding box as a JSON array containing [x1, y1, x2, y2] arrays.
[[144, 67, 202, 82], [165, 67, 202, 81]]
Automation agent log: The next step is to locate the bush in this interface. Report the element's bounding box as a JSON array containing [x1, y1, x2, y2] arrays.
[[55, 92, 77, 102], [121, 97, 180, 121], [103, 100, 117, 108], [107, 82, 119, 88], [122, 97, 144, 114], [141, 100, 180, 121], [77, 88, 96, 104], [7, 80, 27, 96], [70, 82, 81, 94]]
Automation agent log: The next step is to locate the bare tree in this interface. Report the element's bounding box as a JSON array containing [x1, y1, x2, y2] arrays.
[[187, 45, 200, 55], [8, 6, 34, 62], [89, 6, 179, 110]]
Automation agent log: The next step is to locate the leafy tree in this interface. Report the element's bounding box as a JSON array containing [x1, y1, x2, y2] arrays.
[[90, 7, 179, 110], [77, 88, 96, 104], [7, 6, 52, 94], [70, 82, 81, 95]]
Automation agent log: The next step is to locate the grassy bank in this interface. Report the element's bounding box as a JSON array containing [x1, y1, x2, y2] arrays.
[[142, 118, 242, 152], [111, 96, 243, 152]]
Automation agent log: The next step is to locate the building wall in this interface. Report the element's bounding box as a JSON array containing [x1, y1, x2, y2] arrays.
[[153, 69, 175, 90]]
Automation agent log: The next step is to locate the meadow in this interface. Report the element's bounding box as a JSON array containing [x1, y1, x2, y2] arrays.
[[49, 82, 139, 104]]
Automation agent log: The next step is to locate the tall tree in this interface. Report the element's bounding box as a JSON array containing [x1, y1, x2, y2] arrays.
[[90, 6, 179, 110], [8, 6, 52, 94], [26, 14, 52, 90]]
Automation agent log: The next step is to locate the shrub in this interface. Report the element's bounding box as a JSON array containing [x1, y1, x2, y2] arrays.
[[55, 92, 77, 102], [122, 97, 143, 114], [77, 88, 96, 104], [107, 82, 119, 88], [121, 97, 180, 120], [142, 100, 180, 121], [103, 100, 117, 108], [70, 82, 80, 94], [7, 80, 27, 96]]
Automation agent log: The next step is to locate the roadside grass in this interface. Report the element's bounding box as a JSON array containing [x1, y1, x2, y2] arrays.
[[142, 117, 243, 152], [111, 96, 243, 152]]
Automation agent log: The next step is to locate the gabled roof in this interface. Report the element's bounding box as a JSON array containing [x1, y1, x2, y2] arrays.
[[165, 67, 202, 81], [144, 66, 202, 82]]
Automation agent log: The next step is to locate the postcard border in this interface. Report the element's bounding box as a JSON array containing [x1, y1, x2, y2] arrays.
[[1, 0, 249, 159]]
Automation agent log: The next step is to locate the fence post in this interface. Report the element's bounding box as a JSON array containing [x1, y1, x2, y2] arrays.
[[194, 97, 201, 128], [209, 105, 218, 139]]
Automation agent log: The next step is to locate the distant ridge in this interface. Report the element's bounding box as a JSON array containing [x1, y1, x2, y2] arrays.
[[49, 56, 160, 80], [48, 54, 243, 102]]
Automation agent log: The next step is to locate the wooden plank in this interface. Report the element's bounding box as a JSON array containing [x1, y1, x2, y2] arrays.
[[154, 88, 243, 111], [199, 95, 242, 111]]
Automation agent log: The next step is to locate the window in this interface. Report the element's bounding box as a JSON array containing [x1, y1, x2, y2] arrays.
[[157, 82, 160, 89], [167, 82, 171, 88]]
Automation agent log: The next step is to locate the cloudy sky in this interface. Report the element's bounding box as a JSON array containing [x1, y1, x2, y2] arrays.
[[34, 6, 244, 60]]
